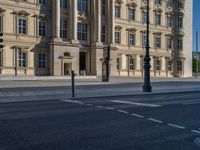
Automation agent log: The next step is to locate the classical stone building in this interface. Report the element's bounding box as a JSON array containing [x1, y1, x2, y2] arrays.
[[0, 0, 193, 77]]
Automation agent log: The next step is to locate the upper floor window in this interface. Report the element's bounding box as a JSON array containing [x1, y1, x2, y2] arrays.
[[115, 5, 120, 18], [129, 33, 135, 46], [18, 50, 26, 67], [142, 33, 147, 47], [115, 31, 120, 44], [77, 23, 88, 41], [0, 15, 2, 32], [176, 2, 184, 9], [39, 21, 47, 37], [167, 16, 172, 27], [101, 0, 106, 15], [39, 0, 47, 5], [177, 61, 183, 71], [177, 38, 183, 50], [61, 0, 67, 8], [143, 11, 147, 23], [101, 26, 106, 42], [18, 18, 27, 35], [129, 8, 135, 21], [155, 0, 161, 5], [167, 36, 173, 49], [155, 36, 161, 48], [38, 53, 46, 68], [78, 0, 88, 13], [60, 19, 67, 39], [155, 13, 161, 25], [177, 17, 183, 28]]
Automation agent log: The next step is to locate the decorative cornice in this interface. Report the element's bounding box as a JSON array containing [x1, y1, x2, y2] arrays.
[[0, 8, 6, 14], [115, 25, 122, 31], [126, 0, 137, 8], [115, 0, 123, 5]]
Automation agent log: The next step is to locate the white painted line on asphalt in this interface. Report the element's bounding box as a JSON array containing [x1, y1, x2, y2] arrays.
[[182, 101, 200, 105], [116, 110, 129, 114], [148, 118, 163, 124], [95, 105, 104, 108], [104, 107, 115, 110], [111, 100, 162, 108], [131, 113, 144, 118], [60, 99, 84, 105], [168, 123, 186, 130], [191, 130, 200, 134]]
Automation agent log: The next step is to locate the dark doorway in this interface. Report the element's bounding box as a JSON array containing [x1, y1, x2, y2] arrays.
[[80, 52, 86, 75]]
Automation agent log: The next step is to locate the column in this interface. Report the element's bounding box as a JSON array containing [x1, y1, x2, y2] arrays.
[[110, 0, 115, 44], [72, 0, 78, 43], [55, 0, 60, 38], [96, 0, 101, 43]]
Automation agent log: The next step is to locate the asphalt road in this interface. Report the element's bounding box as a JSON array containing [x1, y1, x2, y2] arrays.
[[1, 91, 200, 150]]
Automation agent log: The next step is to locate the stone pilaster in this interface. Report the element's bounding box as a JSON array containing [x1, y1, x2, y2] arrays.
[[71, 0, 79, 44], [55, 0, 60, 38]]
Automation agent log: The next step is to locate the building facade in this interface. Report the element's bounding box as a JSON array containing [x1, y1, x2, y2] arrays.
[[0, 0, 193, 77]]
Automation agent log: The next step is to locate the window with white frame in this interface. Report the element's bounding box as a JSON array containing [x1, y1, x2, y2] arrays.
[[115, 31, 120, 44], [177, 61, 182, 71], [129, 33, 135, 46], [18, 18, 27, 34], [155, 35, 161, 48], [18, 50, 26, 67], [155, 58, 160, 71], [167, 59, 172, 71], [129, 8, 135, 21], [39, 21, 47, 36], [115, 5, 120, 18], [39, 0, 47, 5], [78, 0, 88, 13], [77, 23, 88, 41], [167, 36, 172, 49], [60, 0, 67, 8], [101, 26, 106, 42], [129, 57, 135, 70], [38, 53, 46, 68], [0, 15, 2, 32], [60, 19, 67, 39]]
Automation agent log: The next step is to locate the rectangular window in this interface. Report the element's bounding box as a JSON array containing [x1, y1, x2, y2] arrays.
[[115, 32, 120, 44], [101, 26, 106, 42], [177, 38, 183, 50], [167, 36, 172, 49], [155, 36, 161, 48], [155, 58, 160, 71], [177, 61, 182, 71], [39, 0, 47, 5], [167, 60, 172, 71], [18, 51, 26, 67], [155, 0, 161, 5], [177, 17, 183, 28], [129, 33, 135, 46], [129, 9, 135, 21], [143, 11, 147, 23], [167, 16, 172, 27], [39, 21, 47, 36], [142, 34, 147, 47], [60, 0, 67, 8], [0, 15, 2, 32], [78, 0, 88, 13], [117, 58, 120, 70], [77, 23, 88, 41], [60, 19, 67, 39], [155, 14, 161, 25], [115, 5, 120, 18], [129, 58, 135, 70], [38, 53, 46, 68], [101, 0, 106, 15], [18, 19, 27, 34]]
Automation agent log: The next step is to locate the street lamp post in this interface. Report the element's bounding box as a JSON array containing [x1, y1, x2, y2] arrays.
[[143, 0, 152, 92]]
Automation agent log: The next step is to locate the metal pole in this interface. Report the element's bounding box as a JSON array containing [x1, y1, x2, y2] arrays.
[[71, 70, 75, 98], [143, 0, 152, 92], [196, 29, 199, 78]]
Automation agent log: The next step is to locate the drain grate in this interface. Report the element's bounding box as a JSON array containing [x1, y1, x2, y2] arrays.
[[194, 137, 200, 146]]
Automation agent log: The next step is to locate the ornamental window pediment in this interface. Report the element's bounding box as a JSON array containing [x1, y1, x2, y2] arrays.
[[126, 28, 137, 33], [115, 25, 122, 31], [77, 11, 87, 21], [154, 8, 163, 14], [165, 11, 174, 16], [127, 0, 137, 8], [0, 8, 6, 14], [32, 14, 46, 20], [115, 0, 123, 5], [153, 32, 162, 36], [12, 10, 30, 18]]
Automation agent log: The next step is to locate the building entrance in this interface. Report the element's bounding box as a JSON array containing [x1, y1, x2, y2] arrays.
[[64, 63, 71, 76], [80, 52, 86, 75]]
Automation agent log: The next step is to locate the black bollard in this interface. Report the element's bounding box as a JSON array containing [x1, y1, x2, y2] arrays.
[[71, 71, 75, 98]]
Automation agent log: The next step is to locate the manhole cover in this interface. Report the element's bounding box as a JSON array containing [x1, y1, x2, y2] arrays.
[[194, 137, 200, 146]]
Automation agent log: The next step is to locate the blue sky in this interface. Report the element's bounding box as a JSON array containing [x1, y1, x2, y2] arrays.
[[193, 0, 200, 50]]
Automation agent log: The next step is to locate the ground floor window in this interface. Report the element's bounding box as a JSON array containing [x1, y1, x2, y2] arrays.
[[155, 58, 160, 71], [117, 58, 120, 70], [18, 51, 26, 67], [167, 60, 172, 71], [38, 53, 46, 68], [129, 58, 135, 70]]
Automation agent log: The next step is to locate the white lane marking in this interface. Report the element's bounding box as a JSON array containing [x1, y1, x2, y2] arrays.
[[105, 107, 115, 110], [168, 123, 186, 130], [95, 105, 104, 108], [111, 100, 162, 108], [131, 113, 144, 118], [148, 118, 163, 124], [61, 99, 84, 105], [116, 110, 129, 114], [191, 130, 200, 134], [182, 101, 200, 105]]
